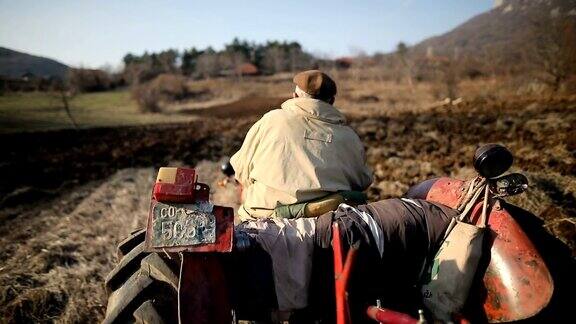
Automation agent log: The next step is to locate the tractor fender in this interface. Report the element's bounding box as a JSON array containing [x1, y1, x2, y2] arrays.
[[405, 177, 554, 322]]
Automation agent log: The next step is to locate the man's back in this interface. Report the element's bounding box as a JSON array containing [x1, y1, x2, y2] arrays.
[[231, 97, 373, 221]]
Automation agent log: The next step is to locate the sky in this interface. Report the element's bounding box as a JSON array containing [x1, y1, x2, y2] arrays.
[[0, 0, 493, 69]]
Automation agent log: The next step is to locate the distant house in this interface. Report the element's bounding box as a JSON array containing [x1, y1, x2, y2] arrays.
[[0, 71, 56, 92], [219, 63, 260, 78], [235, 63, 259, 76], [335, 57, 354, 69], [21, 72, 36, 81]]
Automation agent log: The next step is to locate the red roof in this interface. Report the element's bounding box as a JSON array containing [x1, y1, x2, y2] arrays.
[[236, 63, 259, 75], [335, 57, 354, 68]]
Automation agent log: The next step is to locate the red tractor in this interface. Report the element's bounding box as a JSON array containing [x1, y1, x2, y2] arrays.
[[102, 144, 553, 323]]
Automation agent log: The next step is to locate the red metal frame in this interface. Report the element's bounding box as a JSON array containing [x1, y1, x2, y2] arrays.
[[333, 222, 358, 324], [333, 222, 420, 324], [146, 167, 234, 323], [366, 306, 418, 324], [179, 254, 232, 324]]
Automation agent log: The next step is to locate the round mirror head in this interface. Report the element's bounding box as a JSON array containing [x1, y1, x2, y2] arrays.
[[220, 159, 235, 177], [473, 144, 513, 178]]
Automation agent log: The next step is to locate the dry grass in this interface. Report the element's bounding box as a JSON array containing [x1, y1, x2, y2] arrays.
[[0, 169, 153, 323]]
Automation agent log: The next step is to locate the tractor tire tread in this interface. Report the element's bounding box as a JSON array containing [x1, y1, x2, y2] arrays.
[[103, 234, 179, 324], [117, 228, 146, 259], [133, 300, 165, 324], [105, 241, 148, 291]]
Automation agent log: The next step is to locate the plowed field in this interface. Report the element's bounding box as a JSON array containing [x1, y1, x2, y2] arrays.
[[0, 95, 574, 323]]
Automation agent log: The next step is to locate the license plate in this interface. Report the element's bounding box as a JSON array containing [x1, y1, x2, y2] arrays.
[[147, 201, 216, 248]]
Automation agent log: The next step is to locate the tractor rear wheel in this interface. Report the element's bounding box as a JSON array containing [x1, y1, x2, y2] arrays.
[[103, 229, 180, 324]]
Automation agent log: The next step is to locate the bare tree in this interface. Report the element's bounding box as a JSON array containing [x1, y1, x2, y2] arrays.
[[157, 49, 178, 73], [287, 46, 313, 72], [442, 59, 459, 101], [195, 50, 220, 79], [288, 47, 298, 72], [349, 47, 370, 81], [221, 51, 247, 81], [59, 87, 77, 129], [263, 47, 286, 74], [396, 42, 415, 91], [67, 68, 112, 93], [531, 16, 576, 91], [50, 80, 78, 129]]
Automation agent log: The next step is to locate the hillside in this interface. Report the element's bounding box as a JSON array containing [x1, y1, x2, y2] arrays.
[[411, 0, 576, 62], [0, 47, 69, 79]]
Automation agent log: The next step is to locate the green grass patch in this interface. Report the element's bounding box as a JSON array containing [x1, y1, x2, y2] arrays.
[[0, 90, 196, 133]]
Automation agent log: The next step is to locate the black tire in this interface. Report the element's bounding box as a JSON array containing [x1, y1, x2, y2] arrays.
[[103, 229, 180, 324], [117, 229, 146, 259]]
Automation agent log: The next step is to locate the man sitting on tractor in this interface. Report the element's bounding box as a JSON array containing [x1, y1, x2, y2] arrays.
[[230, 70, 373, 221]]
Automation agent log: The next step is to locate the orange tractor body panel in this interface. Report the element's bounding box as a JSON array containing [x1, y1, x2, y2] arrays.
[[413, 177, 553, 322]]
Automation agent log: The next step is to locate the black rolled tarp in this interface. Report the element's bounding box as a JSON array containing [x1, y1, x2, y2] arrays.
[[309, 198, 457, 323]]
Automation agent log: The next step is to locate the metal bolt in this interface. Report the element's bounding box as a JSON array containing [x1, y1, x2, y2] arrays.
[[418, 309, 427, 324]]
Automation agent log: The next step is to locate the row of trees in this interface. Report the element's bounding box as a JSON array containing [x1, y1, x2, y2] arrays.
[[103, 13, 576, 94], [24, 16, 571, 101], [123, 38, 315, 83]]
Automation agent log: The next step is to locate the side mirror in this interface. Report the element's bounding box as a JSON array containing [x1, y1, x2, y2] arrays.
[[473, 144, 513, 179], [221, 159, 235, 177]]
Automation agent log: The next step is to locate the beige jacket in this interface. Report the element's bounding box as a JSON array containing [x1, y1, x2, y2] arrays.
[[231, 97, 373, 221]]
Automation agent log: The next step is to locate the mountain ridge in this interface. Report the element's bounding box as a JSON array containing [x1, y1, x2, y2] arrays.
[[0, 46, 69, 79], [410, 0, 576, 63]]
